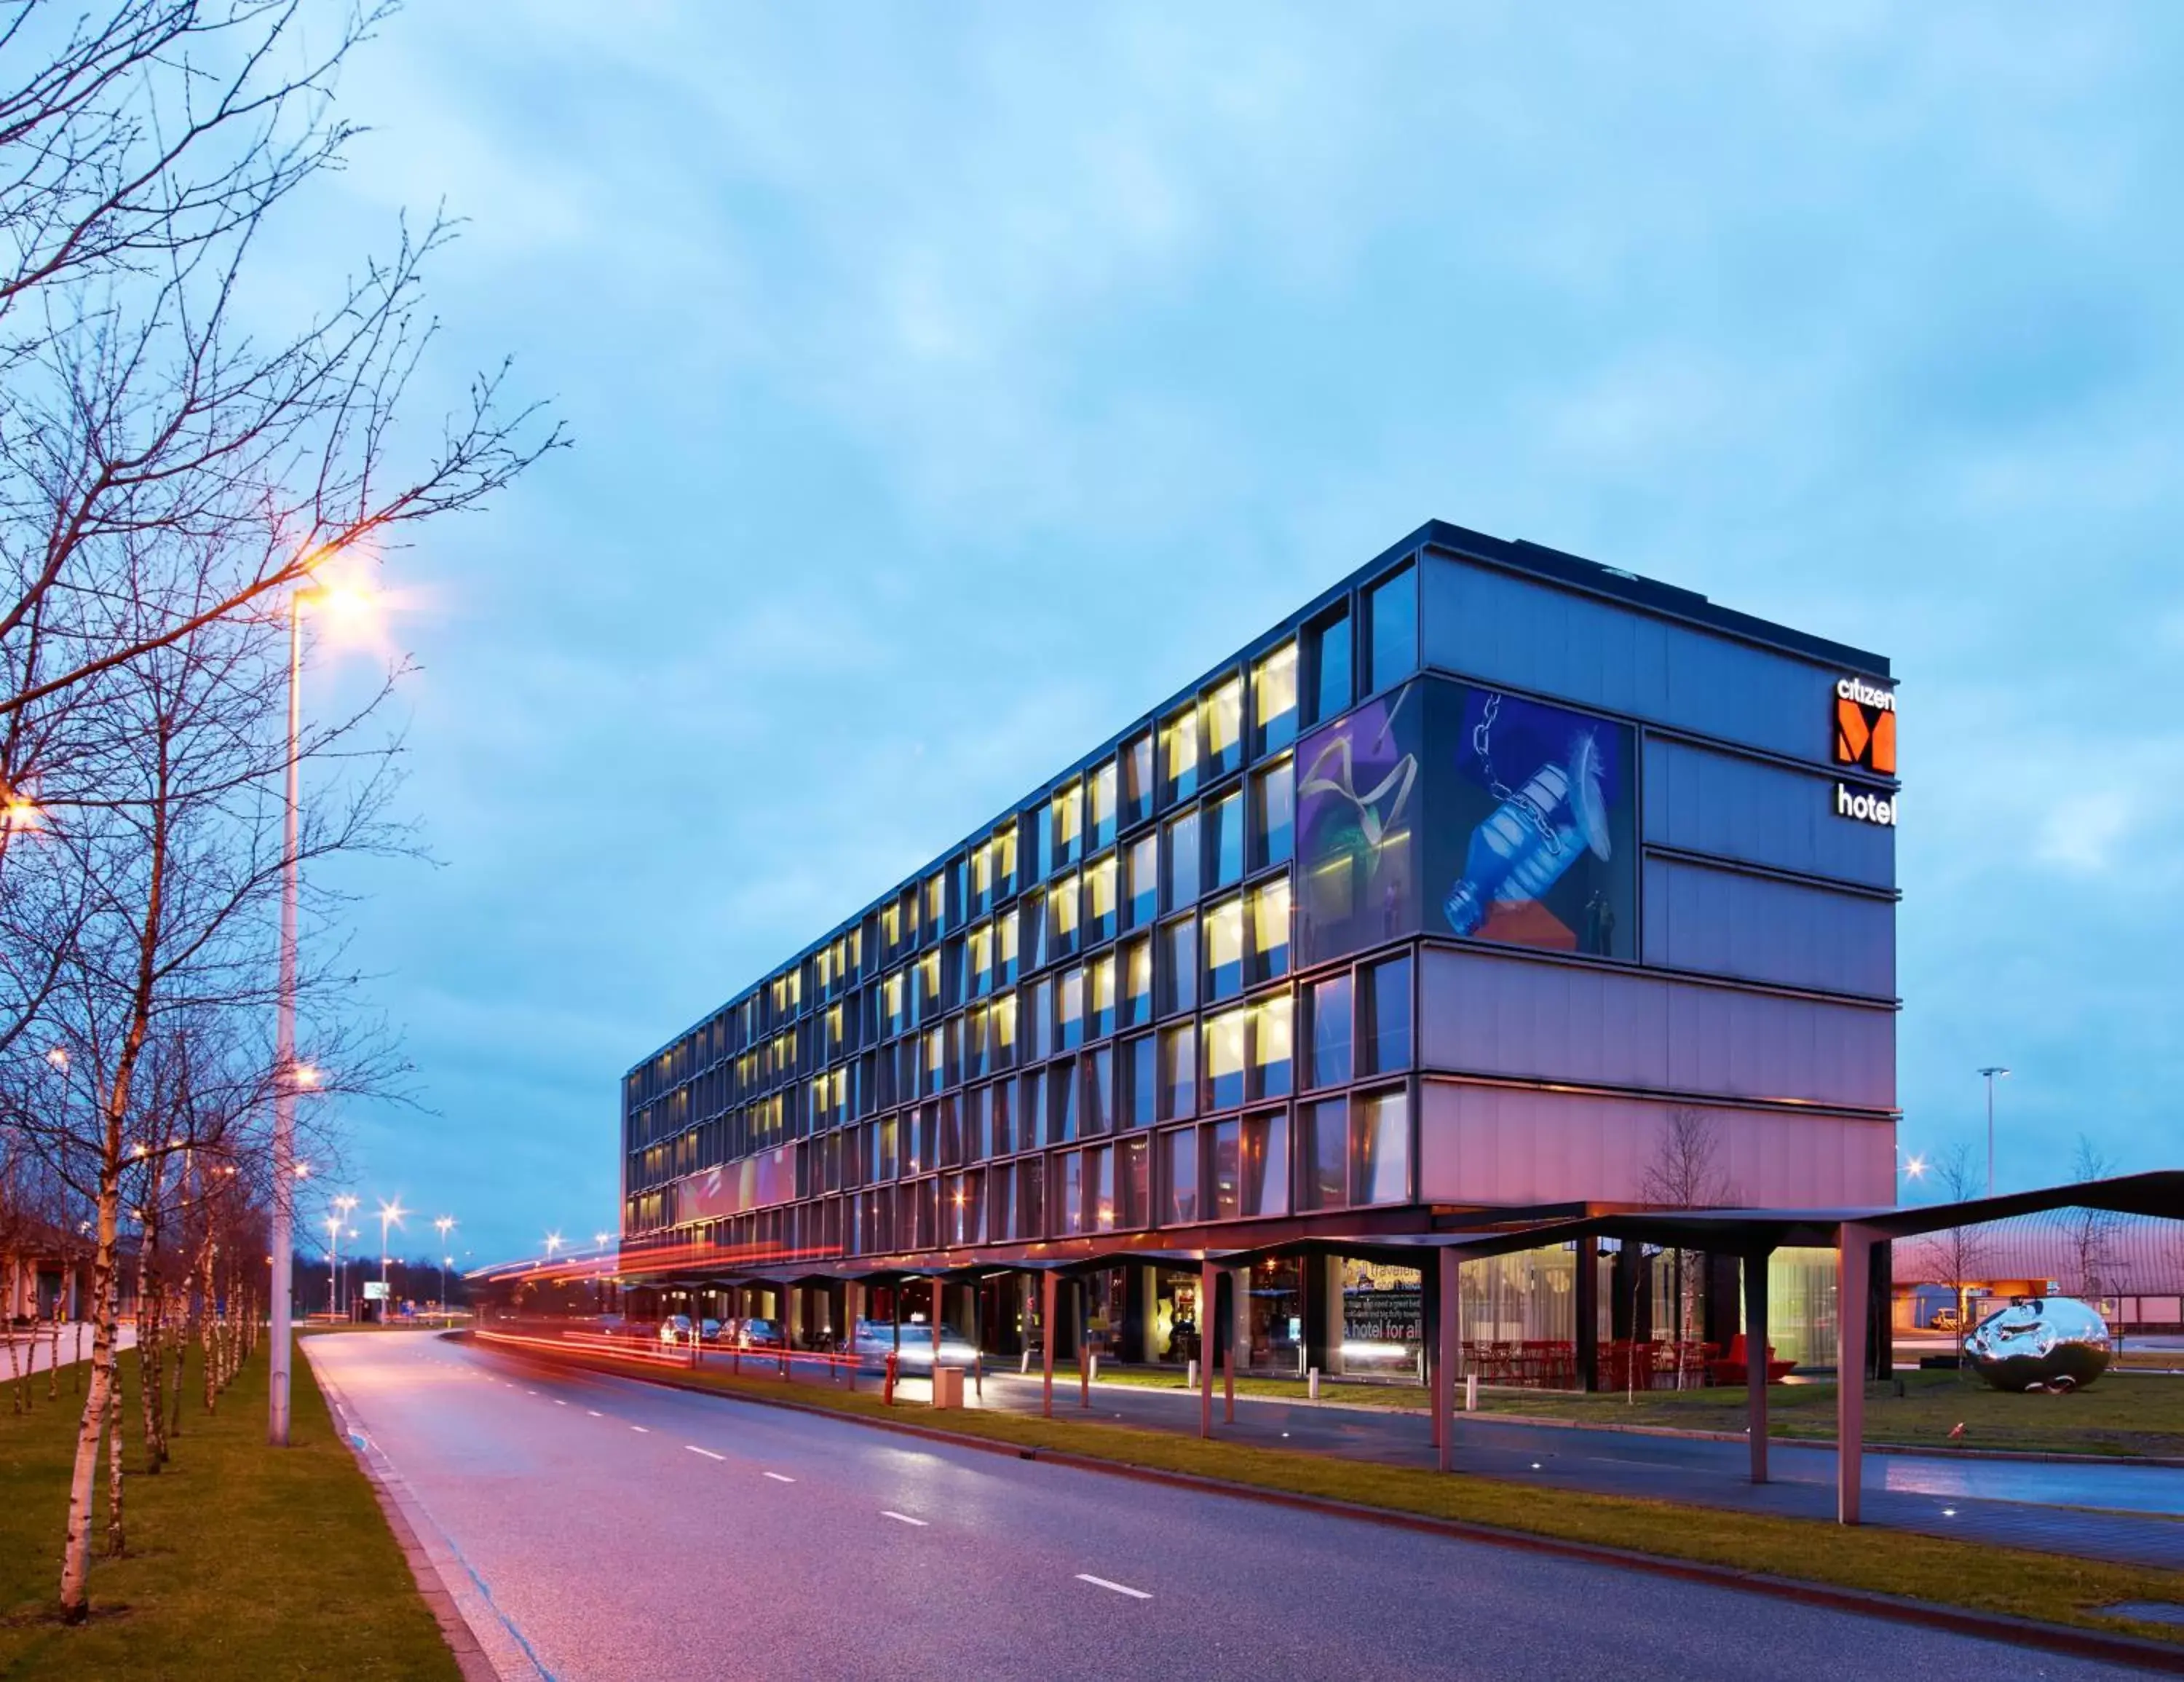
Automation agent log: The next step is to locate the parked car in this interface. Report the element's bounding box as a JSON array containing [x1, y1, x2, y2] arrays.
[[660, 1313, 695, 1346], [1930, 1307, 1962, 1332], [847, 1318, 979, 1375], [731, 1317, 785, 1350]]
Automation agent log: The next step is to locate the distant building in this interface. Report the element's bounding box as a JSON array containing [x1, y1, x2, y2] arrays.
[[1894, 1210, 2184, 1335], [617, 520, 1900, 1377]]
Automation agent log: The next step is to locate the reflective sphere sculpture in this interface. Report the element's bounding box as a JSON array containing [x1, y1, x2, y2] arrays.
[[1965, 1297, 2113, 1393]]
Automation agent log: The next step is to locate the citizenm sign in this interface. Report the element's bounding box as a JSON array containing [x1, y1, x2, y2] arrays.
[[1832, 674, 1896, 827]]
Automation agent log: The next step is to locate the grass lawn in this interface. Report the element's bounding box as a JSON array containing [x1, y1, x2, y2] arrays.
[[480, 1332, 2184, 1647], [1059, 1362, 2184, 1456], [0, 1338, 459, 1681]]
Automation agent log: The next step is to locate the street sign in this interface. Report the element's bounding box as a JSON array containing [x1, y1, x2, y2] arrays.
[[363, 1281, 389, 1301]]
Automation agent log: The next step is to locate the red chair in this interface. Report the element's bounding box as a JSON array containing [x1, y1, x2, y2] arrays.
[[1707, 1334, 1796, 1386]]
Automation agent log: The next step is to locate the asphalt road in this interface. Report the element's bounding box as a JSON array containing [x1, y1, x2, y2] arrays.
[[304, 1332, 2159, 1682]]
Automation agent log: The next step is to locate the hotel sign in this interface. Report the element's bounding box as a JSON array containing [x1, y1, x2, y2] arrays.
[[1832, 674, 1896, 827]]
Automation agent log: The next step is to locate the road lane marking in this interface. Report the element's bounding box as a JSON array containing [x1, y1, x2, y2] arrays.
[[555, 1399, 567, 1406], [880, 1511, 927, 1527], [587, 1410, 604, 1417], [1076, 1574, 1152, 1600], [762, 1472, 796, 1483], [630, 1425, 649, 1433], [687, 1445, 726, 1461]]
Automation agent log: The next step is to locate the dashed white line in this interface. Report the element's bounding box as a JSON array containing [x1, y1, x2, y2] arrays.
[[554, 1399, 567, 1407], [1075, 1574, 1152, 1600], [686, 1445, 726, 1461], [762, 1472, 796, 1483], [630, 1425, 649, 1434], [880, 1510, 927, 1527], [587, 1410, 603, 1418]]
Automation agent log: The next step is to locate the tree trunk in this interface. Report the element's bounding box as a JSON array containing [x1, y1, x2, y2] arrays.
[[47, 1300, 63, 1401], [103, 1315, 125, 1557], [4, 1260, 21, 1413], [136, 1204, 164, 1471], [59, 1174, 119, 1622]]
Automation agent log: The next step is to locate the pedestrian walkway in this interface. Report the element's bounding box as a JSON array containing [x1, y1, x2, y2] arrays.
[[946, 1367, 2184, 1571], [1, 1321, 134, 1378]]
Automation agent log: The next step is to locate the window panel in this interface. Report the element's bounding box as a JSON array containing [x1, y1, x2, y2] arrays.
[[1251, 757, 1294, 871], [1242, 1111, 1288, 1217], [996, 908, 1019, 984], [1084, 1045, 1114, 1135], [986, 1160, 1013, 1240], [1122, 936, 1152, 1028], [1307, 607, 1351, 725], [1118, 1136, 1150, 1228], [1016, 1155, 1044, 1238], [992, 991, 1018, 1071], [1364, 564, 1417, 695], [1055, 1150, 1085, 1235], [1350, 1089, 1410, 1206], [1202, 896, 1243, 1002], [1254, 640, 1299, 755], [1361, 955, 1412, 1075], [1160, 703, 1199, 805], [1051, 780, 1083, 872], [1123, 731, 1155, 826], [1248, 877, 1290, 984], [1124, 1031, 1156, 1129], [1163, 811, 1200, 910], [1048, 874, 1080, 959], [1297, 1099, 1347, 1209], [1124, 833, 1159, 929], [1208, 1118, 1242, 1220], [1160, 1126, 1200, 1225], [1088, 952, 1117, 1039], [1203, 1006, 1246, 1112], [1159, 1022, 1198, 1120], [1308, 974, 1353, 1089], [1208, 790, 1243, 889], [1158, 916, 1198, 1016], [994, 823, 1018, 898], [1249, 995, 1292, 1100], [1057, 966, 1085, 1050], [1050, 1054, 1079, 1143], [1084, 853, 1117, 944], [1204, 675, 1243, 778], [1088, 1144, 1116, 1231], [1089, 759, 1118, 850], [991, 1078, 1017, 1156], [1028, 978, 1053, 1062]]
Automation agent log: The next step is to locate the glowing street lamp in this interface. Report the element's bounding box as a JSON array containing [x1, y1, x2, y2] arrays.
[[1979, 1066, 2011, 1197], [269, 561, 387, 1447], [544, 1231, 563, 1261], [435, 1217, 456, 1313], [377, 1197, 408, 1289]]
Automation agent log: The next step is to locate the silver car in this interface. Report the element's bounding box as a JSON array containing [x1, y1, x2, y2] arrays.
[[847, 1318, 978, 1375]]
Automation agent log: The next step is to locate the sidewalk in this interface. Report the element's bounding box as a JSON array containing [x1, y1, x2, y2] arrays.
[[1, 1321, 135, 1378]]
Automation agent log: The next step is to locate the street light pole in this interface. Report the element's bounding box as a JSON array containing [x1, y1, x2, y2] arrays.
[[269, 592, 304, 1447], [1978, 1066, 2011, 1196], [324, 1215, 343, 1316], [435, 1216, 456, 1314]]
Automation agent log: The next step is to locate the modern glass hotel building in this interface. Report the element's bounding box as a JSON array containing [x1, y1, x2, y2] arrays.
[[618, 520, 1899, 1380]]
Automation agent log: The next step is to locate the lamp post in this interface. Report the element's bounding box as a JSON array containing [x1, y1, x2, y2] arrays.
[[1978, 1066, 2011, 1196], [378, 1197, 408, 1295], [329, 1193, 358, 1315], [324, 1215, 344, 1316], [435, 1216, 456, 1313]]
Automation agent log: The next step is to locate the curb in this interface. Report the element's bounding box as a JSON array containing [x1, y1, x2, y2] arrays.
[[462, 1331, 2184, 1677], [309, 1350, 515, 1682]]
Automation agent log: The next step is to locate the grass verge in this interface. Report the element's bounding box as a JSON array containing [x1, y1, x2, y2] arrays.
[[1063, 1362, 2184, 1457], [0, 1338, 460, 1680], [478, 1332, 2184, 1649]]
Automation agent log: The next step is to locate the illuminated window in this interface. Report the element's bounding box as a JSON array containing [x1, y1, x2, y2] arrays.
[[1084, 853, 1117, 944], [1248, 877, 1290, 983], [1122, 934, 1153, 1028], [992, 992, 1018, 1070], [994, 823, 1018, 896], [1048, 873, 1080, 958], [1204, 675, 1242, 778], [1249, 995, 1292, 1099], [970, 840, 994, 906], [1160, 703, 1199, 804], [1057, 966, 1085, 1051], [925, 871, 948, 932], [1203, 896, 1243, 1002], [1088, 952, 1117, 1039], [1159, 1022, 1197, 1120], [915, 952, 941, 1025], [1350, 1089, 1409, 1205], [1209, 1118, 1242, 1219], [1054, 1150, 1085, 1235], [1203, 1006, 1246, 1111], [1087, 1143, 1115, 1231], [1088, 760, 1118, 850], [997, 908, 1020, 985], [1123, 731, 1155, 826], [1051, 781, 1083, 872], [969, 922, 994, 997]]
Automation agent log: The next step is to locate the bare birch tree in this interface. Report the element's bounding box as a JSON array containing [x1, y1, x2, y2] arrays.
[[1908, 1143, 1990, 1370], [1641, 1106, 1736, 1388]]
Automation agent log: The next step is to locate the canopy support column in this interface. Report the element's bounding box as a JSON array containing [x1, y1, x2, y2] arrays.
[[1436, 1247, 1457, 1474], [1836, 1223, 1874, 1525], [1199, 1258, 1215, 1439], [1746, 1247, 1771, 1485], [1040, 1269, 1056, 1420]]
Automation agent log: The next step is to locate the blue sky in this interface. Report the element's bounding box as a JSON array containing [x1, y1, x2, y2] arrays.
[[290, 5, 2184, 1262]]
